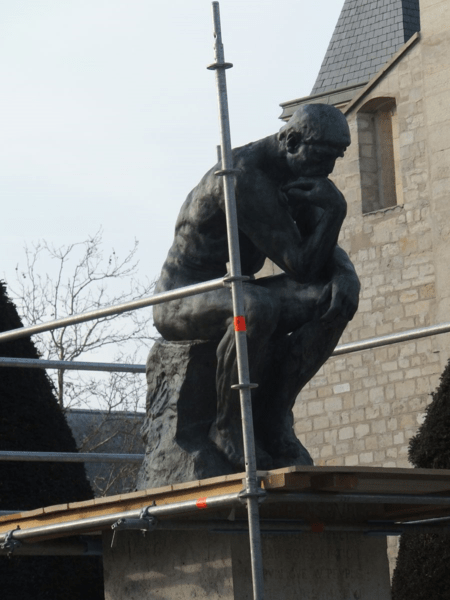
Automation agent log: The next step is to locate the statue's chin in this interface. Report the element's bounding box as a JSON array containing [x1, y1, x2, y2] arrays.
[[302, 168, 331, 178], [288, 161, 331, 179]]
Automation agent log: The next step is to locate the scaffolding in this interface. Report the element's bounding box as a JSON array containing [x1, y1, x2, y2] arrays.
[[1, 3, 450, 598], [2, 466, 450, 560]]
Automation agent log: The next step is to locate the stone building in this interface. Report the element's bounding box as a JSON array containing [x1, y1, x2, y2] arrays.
[[280, 0, 450, 470], [275, 0, 450, 571]]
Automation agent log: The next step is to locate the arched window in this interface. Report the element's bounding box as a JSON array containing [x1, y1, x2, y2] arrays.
[[357, 98, 400, 214]]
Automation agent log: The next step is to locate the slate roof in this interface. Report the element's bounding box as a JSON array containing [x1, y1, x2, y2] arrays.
[[311, 0, 420, 96]]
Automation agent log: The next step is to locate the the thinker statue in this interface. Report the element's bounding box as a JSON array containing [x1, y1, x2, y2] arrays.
[[151, 104, 360, 473]]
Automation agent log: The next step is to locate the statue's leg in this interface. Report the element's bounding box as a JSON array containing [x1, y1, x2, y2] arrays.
[[153, 282, 279, 470], [210, 283, 280, 469], [251, 275, 349, 465], [264, 321, 346, 465]]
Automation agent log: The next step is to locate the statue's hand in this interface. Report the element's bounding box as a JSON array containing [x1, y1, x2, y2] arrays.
[[316, 272, 360, 325], [282, 177, 346, 217]]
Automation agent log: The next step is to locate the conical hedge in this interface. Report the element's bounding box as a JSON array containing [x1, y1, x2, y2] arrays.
[[0, 281, 103, 599], [391, 358, 450, 600]]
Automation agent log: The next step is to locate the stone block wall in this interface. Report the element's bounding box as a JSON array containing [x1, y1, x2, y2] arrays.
[[293, 35, 449, 471], [290, 5, 450, 569]]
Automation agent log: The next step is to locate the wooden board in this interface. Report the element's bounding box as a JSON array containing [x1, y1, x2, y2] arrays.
[[2, 466, 450, 537], [0, 471, 247, 535], [262, 465, 450, 495]]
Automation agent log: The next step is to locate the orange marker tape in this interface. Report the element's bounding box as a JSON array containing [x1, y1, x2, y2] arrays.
[[196, 497, 208, 509], [234, 316, 247, 332], [310, 522, 325, 533]]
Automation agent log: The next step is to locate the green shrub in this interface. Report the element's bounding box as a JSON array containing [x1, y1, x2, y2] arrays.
[[0, 282, 103, 600], [392, 359, 450, 600]]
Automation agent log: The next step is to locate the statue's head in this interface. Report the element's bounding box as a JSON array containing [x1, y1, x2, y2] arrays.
[[278, 104, 351, 178]]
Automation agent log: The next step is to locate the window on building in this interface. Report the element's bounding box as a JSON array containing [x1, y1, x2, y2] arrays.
[[357, 98, 401, 214]]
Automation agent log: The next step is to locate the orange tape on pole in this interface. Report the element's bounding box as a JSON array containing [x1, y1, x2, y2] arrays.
[[234, 316, 247, 332], [196, 497, 208, 509], [310, 522, 325, 533]]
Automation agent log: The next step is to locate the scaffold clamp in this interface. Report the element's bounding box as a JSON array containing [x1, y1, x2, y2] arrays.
[[111, 506, 158, 548], [214, 168, 239, 176], [206, 61, 233, 71], [231, 382, 258, 390], [223, 273, 253, 286], [0, 527, 22, 557], [238, 488, 267, 506]]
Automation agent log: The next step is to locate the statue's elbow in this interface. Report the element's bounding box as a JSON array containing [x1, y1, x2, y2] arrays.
[[292, 261, 316, 284]]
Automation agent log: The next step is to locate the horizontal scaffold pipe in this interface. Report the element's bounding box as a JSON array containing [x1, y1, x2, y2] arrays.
[[0, 277, 225, 344], [0, 357, 146, 373], [0, 538, 102, 556], [2, 522, 450, 554], [1, 321, 450, 373], [0, 493, 242, 545], [129, 516, 450, 536], [266, 491, 450, 506], [332, 321, 450, 356], [152, 518, 450, 536], [0, 451, 144, 463], [1, 491, 449, 548]]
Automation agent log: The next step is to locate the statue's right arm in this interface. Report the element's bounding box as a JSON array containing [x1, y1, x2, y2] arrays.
[[232, 173, 345, 282]]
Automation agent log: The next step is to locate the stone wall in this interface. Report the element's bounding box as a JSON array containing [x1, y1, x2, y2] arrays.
[[293, 32, 448, 471], [290, 0, 450, 572]]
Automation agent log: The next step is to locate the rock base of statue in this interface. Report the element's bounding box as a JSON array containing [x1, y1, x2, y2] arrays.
[[136, 339, 235, 490]]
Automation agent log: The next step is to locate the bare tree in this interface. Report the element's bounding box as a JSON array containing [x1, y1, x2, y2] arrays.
[[66, 366, 145, 496], [11, 230, 154, 409], [9, 232, 155, 495]]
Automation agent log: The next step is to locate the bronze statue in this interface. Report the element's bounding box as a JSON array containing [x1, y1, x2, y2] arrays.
[[152, 104, 360, 471]]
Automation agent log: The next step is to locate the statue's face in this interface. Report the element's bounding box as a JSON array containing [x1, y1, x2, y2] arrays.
[[285, 136, 346, 178], [281, 104, 350, 178]]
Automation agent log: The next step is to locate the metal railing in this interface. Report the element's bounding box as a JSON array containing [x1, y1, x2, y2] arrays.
[[0, 356, 146, 373], [2, 493, 450, 556], [333, 321, 450, 356], [0, 320, 449, 373], [0, 451, 144, 463], [0, 277, 225, 345], [1, 318, 449, 466], [206, 6, 264, 597]]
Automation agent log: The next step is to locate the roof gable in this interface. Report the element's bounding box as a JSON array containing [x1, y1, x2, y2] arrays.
[[311, 0, 420, 96]]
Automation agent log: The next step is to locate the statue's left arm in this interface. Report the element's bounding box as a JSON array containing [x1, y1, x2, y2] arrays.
[[316, 245, 360, 325]]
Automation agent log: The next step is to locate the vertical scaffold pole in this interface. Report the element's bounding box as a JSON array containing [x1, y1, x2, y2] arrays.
[[207, 3, 265, 599]]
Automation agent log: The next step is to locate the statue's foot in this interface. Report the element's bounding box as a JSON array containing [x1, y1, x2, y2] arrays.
[[265, 427, 314, 468], [209, 422, 274, 471], [271, 449, 314, 469]]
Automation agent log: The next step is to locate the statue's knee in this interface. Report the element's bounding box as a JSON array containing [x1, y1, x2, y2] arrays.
[[153, 304, 163, 327], [334, 314, 350, 333], [153, 303, 186, 340], [245, 294, 278, 337], [153, 304, 173, 336]]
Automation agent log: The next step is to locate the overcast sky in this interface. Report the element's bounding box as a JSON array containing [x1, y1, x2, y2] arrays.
[[0, 1, 344, 285]]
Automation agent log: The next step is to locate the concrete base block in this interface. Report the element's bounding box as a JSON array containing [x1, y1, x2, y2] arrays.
[[103, 529, 391, 599]]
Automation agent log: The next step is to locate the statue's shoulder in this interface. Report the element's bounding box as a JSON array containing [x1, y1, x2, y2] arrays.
[[233, 136, 279, 182], [232, 140, 262, 169]]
